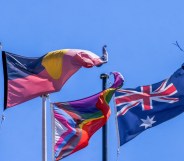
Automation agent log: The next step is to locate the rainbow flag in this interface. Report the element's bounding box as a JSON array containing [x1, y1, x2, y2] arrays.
[[2, 49, 105, 109], [52, 72, 124, 160]]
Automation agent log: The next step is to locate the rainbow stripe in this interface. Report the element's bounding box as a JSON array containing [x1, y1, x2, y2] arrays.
[[52, 72, 124, 160], [2, 49, 104, 109]]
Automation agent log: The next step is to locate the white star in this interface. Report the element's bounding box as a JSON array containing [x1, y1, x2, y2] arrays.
[[140, 116, 156, 129]]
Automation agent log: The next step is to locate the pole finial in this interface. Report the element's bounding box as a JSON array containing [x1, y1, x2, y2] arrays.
[[100, 73, 109, 79]]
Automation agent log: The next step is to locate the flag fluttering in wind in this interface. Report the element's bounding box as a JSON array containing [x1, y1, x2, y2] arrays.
[[52, 72, 124, 160], [2, 49, 105, 109], [115, 65, 184, 146]]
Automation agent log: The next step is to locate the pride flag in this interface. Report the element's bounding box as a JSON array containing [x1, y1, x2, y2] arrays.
[[2, 49, 105, 109], [52, 72, 124, 160]]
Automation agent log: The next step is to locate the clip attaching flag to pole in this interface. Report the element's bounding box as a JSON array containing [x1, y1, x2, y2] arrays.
[[102, 45, 108, 63], [97, 45, 108, 67]]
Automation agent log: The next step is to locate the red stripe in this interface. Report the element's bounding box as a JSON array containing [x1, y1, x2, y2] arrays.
[[119, 102, 139, 116]]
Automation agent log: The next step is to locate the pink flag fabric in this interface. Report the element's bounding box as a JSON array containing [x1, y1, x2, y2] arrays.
[[2, 49, 105, 109]]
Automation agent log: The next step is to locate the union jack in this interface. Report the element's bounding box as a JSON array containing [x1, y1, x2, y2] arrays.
[[115, 79, 179, 116]]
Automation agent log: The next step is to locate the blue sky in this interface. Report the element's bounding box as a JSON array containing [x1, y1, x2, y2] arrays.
[[1, 0, 184, 161]]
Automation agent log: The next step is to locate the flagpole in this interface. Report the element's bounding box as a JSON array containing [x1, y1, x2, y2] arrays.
[[50, 103, 55, 161], [100, 73, 109, 161], [0, 42, 5, 129], [113, 97, 121, 161], [42, 94, 48, 161]]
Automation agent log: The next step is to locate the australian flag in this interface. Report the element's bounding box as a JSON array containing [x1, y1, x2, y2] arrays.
[[115, 65, 184, 146]]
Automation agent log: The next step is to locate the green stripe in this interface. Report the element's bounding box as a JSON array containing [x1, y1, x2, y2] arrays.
[[105, 90, 115, 103], [80, 111, 103, 119]]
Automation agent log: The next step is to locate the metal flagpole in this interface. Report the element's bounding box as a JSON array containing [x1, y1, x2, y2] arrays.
[[113, 97, 121, 161], [50, 103, 55, 161], [100, 73, 109, 161], [42, 94, 48, 161], [0, 42, 5, 130]]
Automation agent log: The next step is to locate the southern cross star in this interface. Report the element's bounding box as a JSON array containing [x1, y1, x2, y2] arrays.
[[140, 116, 156, 129]]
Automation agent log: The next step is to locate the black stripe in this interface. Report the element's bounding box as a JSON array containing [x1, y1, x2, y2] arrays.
[[2, 51, 8, 110]]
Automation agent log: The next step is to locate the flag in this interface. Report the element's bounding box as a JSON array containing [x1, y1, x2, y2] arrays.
[[115, 66, 184, 146], [52, 72, 124, 160], [2, 49, 105, 109]]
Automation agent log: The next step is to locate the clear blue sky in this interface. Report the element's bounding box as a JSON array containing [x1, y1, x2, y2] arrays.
[[1, 0, 184, 161]]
